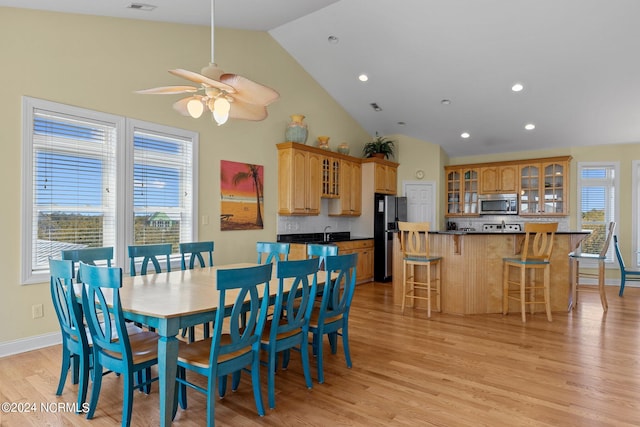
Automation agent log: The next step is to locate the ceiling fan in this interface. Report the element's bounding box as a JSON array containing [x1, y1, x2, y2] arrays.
[[135, 0, 279, 126]]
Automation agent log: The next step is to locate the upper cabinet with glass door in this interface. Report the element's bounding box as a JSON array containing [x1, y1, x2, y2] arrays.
[[445, 166, 479, 217], [519, 157, 570, 216]]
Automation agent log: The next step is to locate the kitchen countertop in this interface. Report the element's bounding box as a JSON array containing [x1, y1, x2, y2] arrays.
[[277, 232, 373, 244], [431, 230, 589, 235]]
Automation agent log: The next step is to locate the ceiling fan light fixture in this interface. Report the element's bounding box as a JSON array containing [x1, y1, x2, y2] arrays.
[[213, 97, 231, 126], [186, 97, 204, 118], [135, 0, 279, 125]]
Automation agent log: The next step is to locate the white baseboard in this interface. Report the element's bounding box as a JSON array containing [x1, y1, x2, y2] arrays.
[[0, 332, 61, 358]]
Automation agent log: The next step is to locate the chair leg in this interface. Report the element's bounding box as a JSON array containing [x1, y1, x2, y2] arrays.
[[569, 258, 578, 311], [72, 353, 80, 385], [267, 348, 277, 410], [520, 267, 527, 323], [86, 360, 103, 420], [177, 366, 187, 410], [251, 354, 265, 416], [342, 322, 352, 368], [77, 353, 90, 412], [328, 332, 338, 354], [619, 275, 626, 296], [426, 263, 432, 318], [300, 336, 313, 390], [401, 261, 407, 313], [502, 263, 509, 315], [544, 266, 552, 322], [315, 329, 325, 384], [218, 374, 228, 398], [56, 347, 70, 395], [598, 261, 608, 311], [436, 261, 442, 313], [122, 373, 135, 427], [231, 371, 241, 392]]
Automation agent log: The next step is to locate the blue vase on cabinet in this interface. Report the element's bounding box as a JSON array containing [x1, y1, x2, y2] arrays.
[[285, 114, 308, 144]]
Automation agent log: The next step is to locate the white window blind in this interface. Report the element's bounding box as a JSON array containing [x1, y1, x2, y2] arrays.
[[576, 162, 618, 262], [22, 99, 121, 283], [130, 125, 195, 253]]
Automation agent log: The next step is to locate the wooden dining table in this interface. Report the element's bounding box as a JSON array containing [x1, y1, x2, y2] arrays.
[[99, 263, 328, 426]]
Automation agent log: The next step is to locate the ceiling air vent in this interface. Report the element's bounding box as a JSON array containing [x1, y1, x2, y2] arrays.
[[127, 3, 157, 12]]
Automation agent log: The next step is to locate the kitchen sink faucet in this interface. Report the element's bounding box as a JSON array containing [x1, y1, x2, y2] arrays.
[[324, 226, 332, 242]]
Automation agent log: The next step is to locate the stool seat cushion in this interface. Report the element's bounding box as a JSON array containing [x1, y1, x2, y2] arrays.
[[404, 255, 442, 262], [503, 257, 550, 265]]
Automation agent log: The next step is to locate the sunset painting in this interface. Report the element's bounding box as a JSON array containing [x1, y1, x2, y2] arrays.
[[220, 160, 264, 231]]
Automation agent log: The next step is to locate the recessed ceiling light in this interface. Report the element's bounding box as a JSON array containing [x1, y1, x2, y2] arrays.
[[461, 132, 470, 139], [524, 123, 536, 130], [511, 83, 524, 92], [397, 121, 406, 126], [370, 102, 382, 112], [127, 3, 157, 11], [328, 35, 339, 44], [358, 74, 369, 82], [441, 99, 451, 105]]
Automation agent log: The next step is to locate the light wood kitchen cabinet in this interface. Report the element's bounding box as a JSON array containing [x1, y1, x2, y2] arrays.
[[362, 157, 398, 195], [277, 142, 322, 215], [519, 157, 570, 216], [479, 165, 517, 194], [328, 159, 361, 216], [336, 239, 374, 284], [445, 166, 480, 217]]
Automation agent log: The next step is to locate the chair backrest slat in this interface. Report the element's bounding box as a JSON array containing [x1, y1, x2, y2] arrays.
[[306, 244, 338, 270], [274, 258, 319, 337], [80, 263, 132, 363], [49, 259, 88, 351], [398, 222, 431, 258], [320, 253, 358, 320], [211, 263, 272, 363], [256, 242, 290, 264], [520, 222, 558, 261], [179, 241, 214, 270], [128, 243, 172, 276]]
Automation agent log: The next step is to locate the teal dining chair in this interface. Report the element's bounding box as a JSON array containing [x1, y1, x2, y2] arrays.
[[308, 253, 358, 384], [180, 241, 214, 270], [256, 242, 290, 264], [80, 263, 160, 427], [260, 258, 318, 409], [615, 235, 640, 296], [61, 246, 114, 282], [307, 243, 338, 270], [179, 241, 215, 341], [49, 259, 91, 412], [174, 263, 272, 426], [127, 243, 172, 276]]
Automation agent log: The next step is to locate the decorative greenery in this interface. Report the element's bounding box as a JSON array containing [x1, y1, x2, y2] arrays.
[[362, 133, 395, 159]]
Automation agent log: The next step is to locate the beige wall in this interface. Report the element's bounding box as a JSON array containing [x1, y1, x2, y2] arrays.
[[0, 8, 369, 343]]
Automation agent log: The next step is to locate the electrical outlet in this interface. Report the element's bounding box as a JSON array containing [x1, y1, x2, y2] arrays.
[[32, 304, 43, 319]]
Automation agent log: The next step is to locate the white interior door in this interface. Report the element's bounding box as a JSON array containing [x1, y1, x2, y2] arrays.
[[403, 181, 436, 224]]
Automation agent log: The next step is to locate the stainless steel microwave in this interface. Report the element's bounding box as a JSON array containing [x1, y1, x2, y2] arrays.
[[477, 194, 518, 215]]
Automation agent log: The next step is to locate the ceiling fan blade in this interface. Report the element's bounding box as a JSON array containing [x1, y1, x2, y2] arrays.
[[220, 74, 280, 106], [172, 97, 195, 116], [169, 69, 235, 93], [135, 85, 199, 95], [229, 101, 269, 121]]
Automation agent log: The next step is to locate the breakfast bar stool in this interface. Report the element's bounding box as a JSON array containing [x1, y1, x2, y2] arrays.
[[398, 222, 441, 317], [503, 222, 558, 322], [568, 221, 615, 311]]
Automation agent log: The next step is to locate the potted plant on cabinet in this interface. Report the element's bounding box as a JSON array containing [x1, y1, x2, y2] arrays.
[[362, 133, 395, 159]]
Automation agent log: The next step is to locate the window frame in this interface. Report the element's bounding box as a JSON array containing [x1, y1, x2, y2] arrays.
[[632, 160, 640, 268], [575, 161, 620, 268], [21, 97, 198, 284]]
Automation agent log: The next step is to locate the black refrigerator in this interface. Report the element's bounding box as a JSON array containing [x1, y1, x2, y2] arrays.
[[374, 193, 407, 282]]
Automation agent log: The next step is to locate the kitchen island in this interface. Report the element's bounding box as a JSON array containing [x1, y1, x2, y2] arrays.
[[391, 230, 589, 315]]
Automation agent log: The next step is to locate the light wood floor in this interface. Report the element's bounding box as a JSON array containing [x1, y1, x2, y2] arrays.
[[1, 283, 639, 426]]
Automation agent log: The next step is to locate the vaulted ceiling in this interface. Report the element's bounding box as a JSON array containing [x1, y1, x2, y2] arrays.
[[3, 0, 640, 157]]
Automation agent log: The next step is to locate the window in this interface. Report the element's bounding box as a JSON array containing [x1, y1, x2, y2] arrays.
[[576, 162, 619, 263], [22, 98, 198, 284], [632, 161, 640, 268]]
